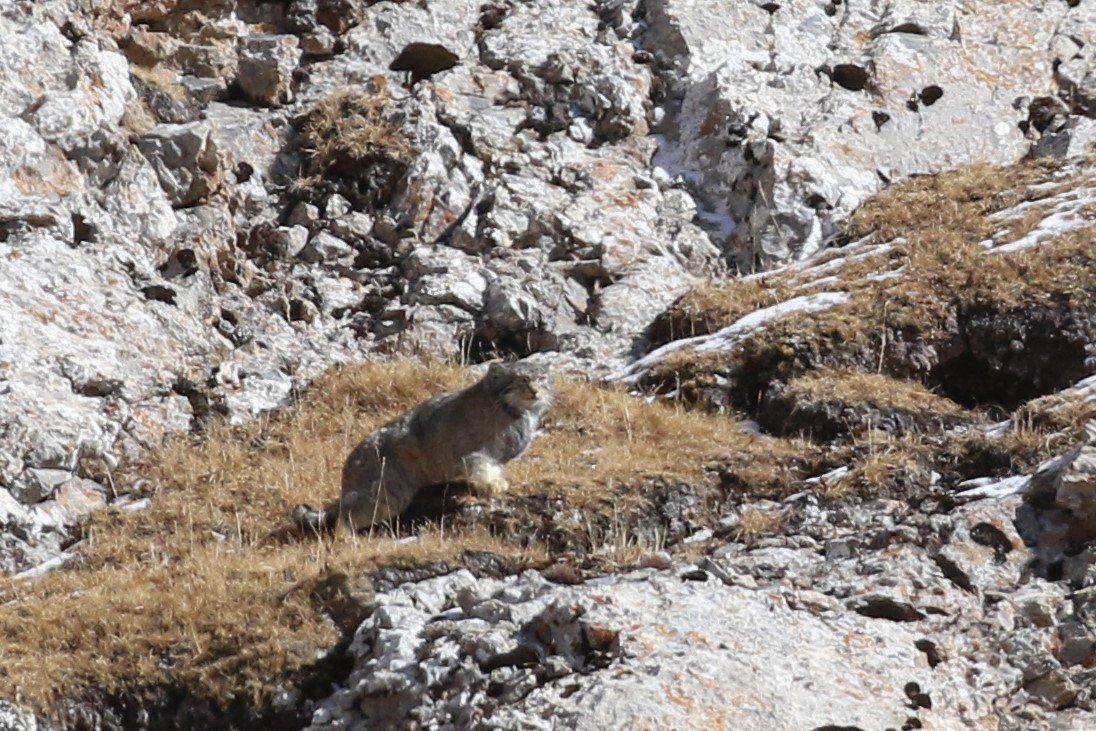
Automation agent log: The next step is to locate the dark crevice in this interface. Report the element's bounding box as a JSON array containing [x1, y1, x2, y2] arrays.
[[887, 23, 927, 36], [969, 522, 1014, 562], [141, 284, 178, 305], [71, 213, 95, 246], [458, 327, 558, 364], [929, 308, 1091, 410], [932, 553, 974, 593], [63, 640, 356, 731], [390, 43, 460, 83], [919, 85, 944, 106], [915, 639, 944, 667], [831, 64, 870, 92], [851, 596, 926, 622]]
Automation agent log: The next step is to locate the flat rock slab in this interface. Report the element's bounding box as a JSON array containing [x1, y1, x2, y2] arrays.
[[498, 574, 947, 730], [309, 567, 978, 730]]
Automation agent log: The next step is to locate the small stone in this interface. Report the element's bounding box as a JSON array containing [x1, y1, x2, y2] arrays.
[[299, 231, 354, 263], [327, 211, 375, 241], [1025, 669, 1078, 709], [683, 528, 714, 544], [287, 202, 321, 227], [237, 35, 301, 106], [135, 122, 223, 207], [273, 225, 310, 258], [640, 552, 673, 570], [542, 560, 584, 585], [301, 27, 337, 56], [178, 75, 228, 105], [324, 193, 352, 219]]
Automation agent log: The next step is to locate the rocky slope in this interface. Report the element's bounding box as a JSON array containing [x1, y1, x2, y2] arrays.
[[0, 0, 1094, 728]]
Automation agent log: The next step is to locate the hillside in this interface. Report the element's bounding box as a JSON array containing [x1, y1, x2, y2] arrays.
[[0, 0, 1093, 728]]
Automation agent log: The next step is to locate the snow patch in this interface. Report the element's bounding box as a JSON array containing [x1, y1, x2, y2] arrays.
[[619, 291, 851, 381]]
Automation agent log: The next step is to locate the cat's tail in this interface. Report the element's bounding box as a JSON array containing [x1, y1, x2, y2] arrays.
[[292, 501, 339, 536]]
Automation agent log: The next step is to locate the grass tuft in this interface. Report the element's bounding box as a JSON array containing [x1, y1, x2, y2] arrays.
[[295, 82, 414, 208]]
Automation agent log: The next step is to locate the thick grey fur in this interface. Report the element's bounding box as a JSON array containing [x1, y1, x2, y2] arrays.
[[293, 361, 553, 534]]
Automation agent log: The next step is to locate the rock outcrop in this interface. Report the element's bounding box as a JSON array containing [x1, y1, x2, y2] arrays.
[[646, 0, 1094, 266]]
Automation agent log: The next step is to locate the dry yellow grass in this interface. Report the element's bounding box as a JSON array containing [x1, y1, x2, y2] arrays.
[[648, 277, 790, 345], [783, 371, 962, 415], [647, 160, 1095, 408], [658, 159, 1093, 348], [0, 359, 792, 715], [295, 83, 413, 206], [844, 160, 1064, 243], [641, 160, 1094, 503], [128, 64, 188, 102], [730, 505, 786, 541], [1013, 392, 1096, 436]]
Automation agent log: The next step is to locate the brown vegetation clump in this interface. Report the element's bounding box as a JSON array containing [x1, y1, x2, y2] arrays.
[[639, 157, 1095, 503], [843, 160, 1061, 243], [1013, 391, 1096, 437], [755, 370, 970, 442], [780, 371, 961, 415], [296, 83, 414, 207], [644, 158, 1095, 412], [0, 359, 806, 717], [647, 277, 790, 347]]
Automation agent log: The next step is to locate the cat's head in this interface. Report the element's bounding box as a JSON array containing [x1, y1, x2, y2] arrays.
[[486, 360, 554, 412]]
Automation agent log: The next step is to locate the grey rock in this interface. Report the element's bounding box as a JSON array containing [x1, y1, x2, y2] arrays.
[[25, 38, 134, 153], [103, 147, 179, 243], [273, 225, 310, 258], [1063, 546, 1096, 588], [403, 247, 488, 312], [1052, 2, 1095, 116], [596, 257, 697, 335], [216, 361, 295, 426], [0, 700, 37, 731], [15, 468, 72, 504], [340, 0, 479, 79], [308, 566, 995, 729], [323, 193, 352, 219], [645, 0, 1072, 265], [135, 122, 223, 207], [1025, 422, 1096, 547], [178, 75, 229, 106], [174, 40, 239, 80], [237, 35, 301, 107], [203, 102, 290, 192], [326, 211, 375, 242], [1032, 118, 1096, 159], [288, 202, 321, 228], [932, 495, 1027, 594], [301, 27, 337, 57], [300, 231, 354, 264]]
